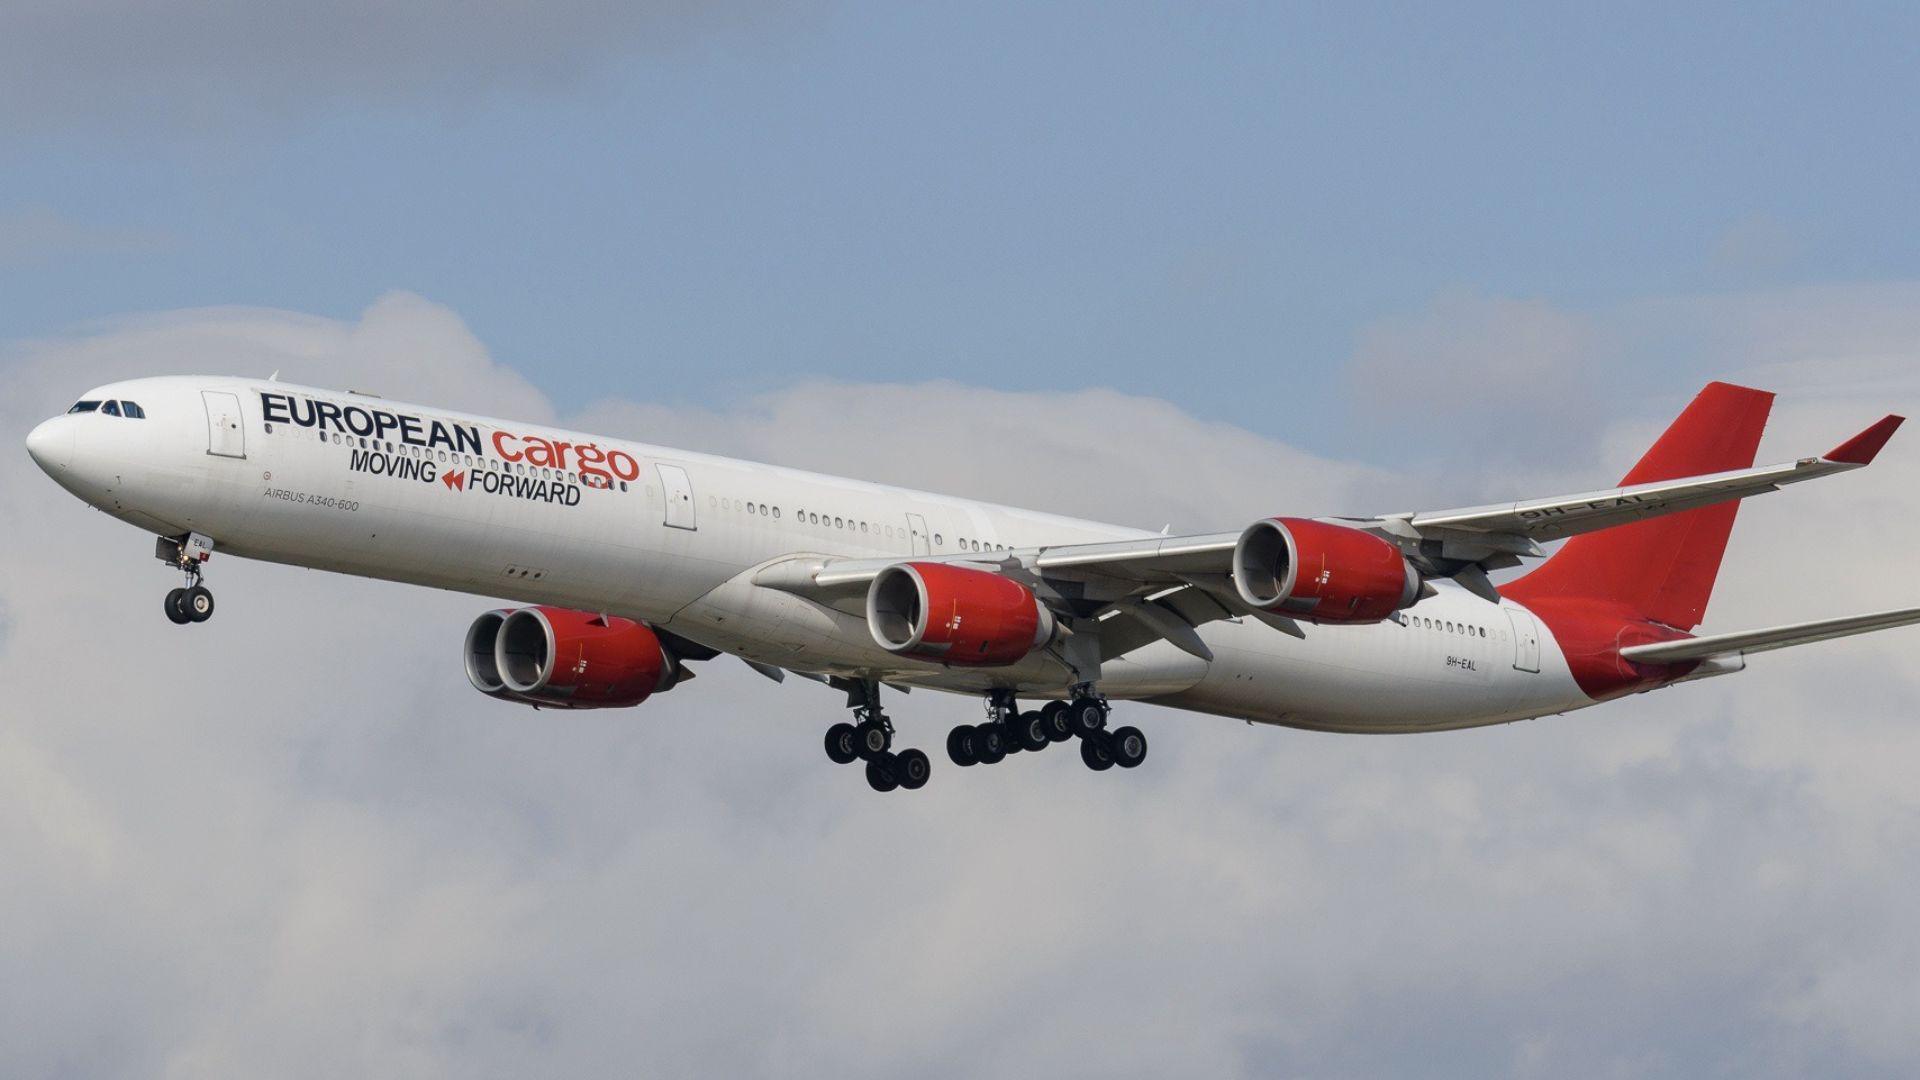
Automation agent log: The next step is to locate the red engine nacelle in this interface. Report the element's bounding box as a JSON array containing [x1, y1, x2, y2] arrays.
[[464, 606, 677, 709], [1232, 517, 1420, 623], [866, 562, 1057, 666]]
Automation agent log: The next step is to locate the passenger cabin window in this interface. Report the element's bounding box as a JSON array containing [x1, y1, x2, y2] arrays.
[[68, 400, 101, 413]]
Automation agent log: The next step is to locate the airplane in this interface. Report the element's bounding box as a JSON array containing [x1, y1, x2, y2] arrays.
[[23, 376, 1918, 792]]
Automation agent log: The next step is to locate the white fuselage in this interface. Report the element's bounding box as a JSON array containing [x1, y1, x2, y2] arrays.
[[28, 376, 1601, 732]]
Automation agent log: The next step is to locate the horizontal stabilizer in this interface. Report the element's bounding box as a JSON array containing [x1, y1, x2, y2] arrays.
[[1619, 606, 1920, 664]]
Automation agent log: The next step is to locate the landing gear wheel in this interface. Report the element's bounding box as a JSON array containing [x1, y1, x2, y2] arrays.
[[184, 585, 215, 623], [855, 718, 892, 761], [974, 723, 1006, 765], [1110, 726, 1148, 768], [164, 588, 192, 625], [825, 722, 860, 765], [895, 749, 931, 790], [1080, 732, 1115, 772], [1015, 711, 1050, 752], [1065, 698, 1106, 737], [1040, 700, 1073, 743], [865, 756, 900, 792], [947, 725, 979, 767]]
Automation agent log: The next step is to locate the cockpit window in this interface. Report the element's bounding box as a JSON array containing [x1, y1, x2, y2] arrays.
[[68, 401, 101, 414], [121, 401, 146, 419], [101, 401, 122, 417]]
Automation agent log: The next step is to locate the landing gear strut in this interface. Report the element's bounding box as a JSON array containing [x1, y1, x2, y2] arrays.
[[159, 533, 217, 625], [947, 686, 1148, 773], [823, 679, 929, 793], [946, 689, 1036, 768], [1061, 685, 1147, 773]]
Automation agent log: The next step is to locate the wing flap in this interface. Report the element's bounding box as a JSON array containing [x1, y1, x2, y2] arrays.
[[1619, 606, 1920, 664]]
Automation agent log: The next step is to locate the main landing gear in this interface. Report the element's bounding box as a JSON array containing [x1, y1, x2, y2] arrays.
[[823, 680, 930, 793], [946, 688, 1148, 773], [159, 533, 218, 626]]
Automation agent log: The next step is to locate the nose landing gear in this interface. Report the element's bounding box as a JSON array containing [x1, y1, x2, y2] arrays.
[[158, 533, 217, 625], [165, 585, 215, 624]]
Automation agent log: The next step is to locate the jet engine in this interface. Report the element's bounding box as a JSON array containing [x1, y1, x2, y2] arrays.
[[867, 562, 1057, 666], [464, 606, 678, 708], [1232, 517, 1420, 623]]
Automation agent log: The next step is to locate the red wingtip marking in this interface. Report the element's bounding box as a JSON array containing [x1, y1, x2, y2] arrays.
[[1827, 415, 1905, 465]]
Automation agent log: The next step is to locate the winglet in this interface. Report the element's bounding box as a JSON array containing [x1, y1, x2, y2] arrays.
[[1826, 415, 1905, 465]]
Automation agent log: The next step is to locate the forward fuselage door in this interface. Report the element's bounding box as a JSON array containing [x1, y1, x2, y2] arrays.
[[657, 463, 697, 530], [1505, 607, 1542, 673], [202, 390, 246, 459], [905, 512, 931, 555]]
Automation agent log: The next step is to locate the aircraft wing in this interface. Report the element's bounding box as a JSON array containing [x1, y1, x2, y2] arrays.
[[751, 411, 1903, 658], [760, 412, 1903, 596], [1396, 414, 1904, 544], [1619, 607, 1920, 664]]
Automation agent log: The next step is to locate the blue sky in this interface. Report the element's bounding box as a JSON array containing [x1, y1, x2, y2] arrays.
[[7, 3, 1919, 456]]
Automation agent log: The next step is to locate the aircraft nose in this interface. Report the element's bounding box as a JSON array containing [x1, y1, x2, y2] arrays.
[[25, 417, 72, 474]]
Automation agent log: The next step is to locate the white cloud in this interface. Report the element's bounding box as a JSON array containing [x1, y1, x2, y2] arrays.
[[2, 291, 1918, 1078], [4, 291, 551, 423], [570, 382, 1389, 532], [1346, 282, 1920, 485]]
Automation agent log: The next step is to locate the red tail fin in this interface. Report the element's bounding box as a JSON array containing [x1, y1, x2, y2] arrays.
[[1505, 382, 1773, 630]]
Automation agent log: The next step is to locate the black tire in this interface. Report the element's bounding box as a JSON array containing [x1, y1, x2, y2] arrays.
[[1080, 732, 1115, 772], [825, 722, 859, 764], [1039, 700, 1073, 742], [1065, 698, 1106, 737], [975, 723, 1006, 765], [896, 749, 931, 790], [865, 757, 900, 792], [184, 585, 215, 623], [856, 718, 891, 760], [1016, 711, 1050, 752], [1110, 726, 1148, 769], [947, 725, 978, 767], [164, 588, 192, 625]]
